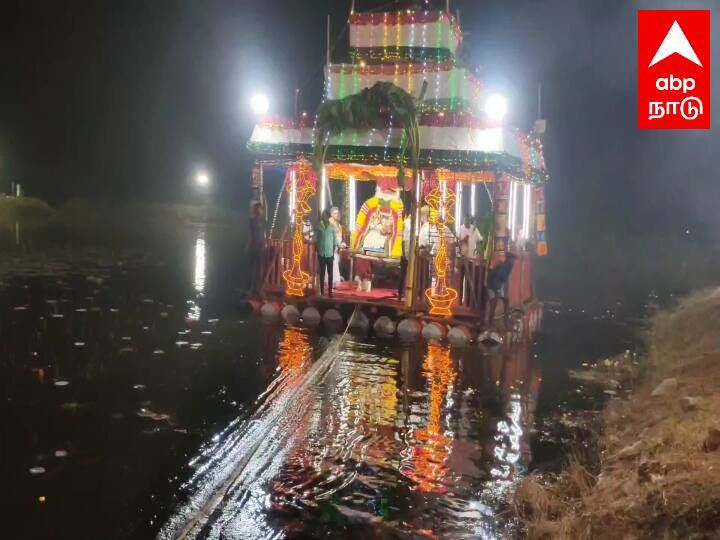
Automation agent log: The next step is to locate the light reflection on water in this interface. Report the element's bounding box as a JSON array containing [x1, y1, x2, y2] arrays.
[[186, 228, 206, 321], [162, 327, 539, 539]]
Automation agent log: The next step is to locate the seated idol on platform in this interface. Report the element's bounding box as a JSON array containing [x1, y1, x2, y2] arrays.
[[352, 186, 404, 258]]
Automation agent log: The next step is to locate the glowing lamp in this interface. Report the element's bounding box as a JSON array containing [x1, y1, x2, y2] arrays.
[[195, 171, 210, 187], [250, 92, 270, 115], [484, 93, 508, 122]]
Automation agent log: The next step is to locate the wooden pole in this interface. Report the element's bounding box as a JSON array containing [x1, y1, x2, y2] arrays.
[[326, 15, 331, 66], [405, 171, 422, 309]]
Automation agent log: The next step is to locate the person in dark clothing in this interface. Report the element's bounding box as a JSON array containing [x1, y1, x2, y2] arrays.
[[248, 202, 266, 295], [486, 252, 517, 328], [315, 209, 337, 297]]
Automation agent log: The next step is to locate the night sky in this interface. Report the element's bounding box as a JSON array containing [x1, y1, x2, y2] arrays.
[[1, 0, 719, 297]]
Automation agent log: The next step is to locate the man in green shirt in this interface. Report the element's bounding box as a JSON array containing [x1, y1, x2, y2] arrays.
[[315, 210, 337, 297]]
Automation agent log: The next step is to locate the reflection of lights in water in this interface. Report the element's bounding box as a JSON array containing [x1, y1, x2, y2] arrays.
[[401, 342, 457, 493], [489, 393, 524, 489], [187, 230, 206, 320], [278, 328, 310, 375]]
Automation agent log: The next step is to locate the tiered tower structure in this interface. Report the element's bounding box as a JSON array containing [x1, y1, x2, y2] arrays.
[[248, 4, 548, 314]]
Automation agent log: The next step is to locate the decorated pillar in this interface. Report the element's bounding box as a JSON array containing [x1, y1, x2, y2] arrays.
[[251, 163, 263, 204], [282, 160, 317, 296], [424, 179, 457, 317], [492, 178, 511, 265], [534, 185, 548, 256]]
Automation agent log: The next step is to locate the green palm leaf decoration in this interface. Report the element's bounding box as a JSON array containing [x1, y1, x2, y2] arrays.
[[313, 81, 427, 189]]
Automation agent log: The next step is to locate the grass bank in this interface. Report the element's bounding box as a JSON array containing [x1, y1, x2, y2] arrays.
[[516, 289, 720, 539]]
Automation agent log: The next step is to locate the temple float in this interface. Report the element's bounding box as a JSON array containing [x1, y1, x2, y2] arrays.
[[247, 4, 547, 343]]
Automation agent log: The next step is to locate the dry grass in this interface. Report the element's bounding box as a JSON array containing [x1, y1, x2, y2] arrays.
[[516, 289, 720, 539]]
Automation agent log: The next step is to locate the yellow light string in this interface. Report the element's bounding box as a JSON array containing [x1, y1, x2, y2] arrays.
[[424, 181, 458, 316], [283, 160, 316, 296]]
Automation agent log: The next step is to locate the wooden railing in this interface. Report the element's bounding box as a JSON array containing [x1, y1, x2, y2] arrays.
[[260, 238, 531, 316], [261, 239, 317, 295], [412, 248, 487, 315]]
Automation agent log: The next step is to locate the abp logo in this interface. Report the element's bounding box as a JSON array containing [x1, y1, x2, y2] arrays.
[[638, 10, 710, 129]]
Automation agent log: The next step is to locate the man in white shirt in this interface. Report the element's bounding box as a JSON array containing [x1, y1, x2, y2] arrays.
[[458, 215, 484, 260]]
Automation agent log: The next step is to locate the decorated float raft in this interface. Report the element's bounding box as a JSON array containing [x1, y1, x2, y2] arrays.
[[247, 6, 548, 341]]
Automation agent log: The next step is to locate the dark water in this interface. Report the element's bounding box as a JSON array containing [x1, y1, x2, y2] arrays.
[[0, 226, 637, 539]]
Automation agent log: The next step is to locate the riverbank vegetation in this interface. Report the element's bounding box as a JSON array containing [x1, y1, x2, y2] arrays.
[[0, 197, 245, 247], [516, 289, 720, 539]]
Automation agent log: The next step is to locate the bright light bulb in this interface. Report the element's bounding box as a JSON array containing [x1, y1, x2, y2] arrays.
[[485, 94, 508, 122], [250, 92, 269, 115], [196, 171, 210, 186]]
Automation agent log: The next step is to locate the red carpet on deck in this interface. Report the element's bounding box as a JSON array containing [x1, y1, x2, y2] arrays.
[[332, 282, 397, 300]]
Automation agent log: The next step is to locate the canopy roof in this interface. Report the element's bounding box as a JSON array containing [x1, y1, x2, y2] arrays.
[[249, 121, 547, 184], [247, 8, 549, 186]]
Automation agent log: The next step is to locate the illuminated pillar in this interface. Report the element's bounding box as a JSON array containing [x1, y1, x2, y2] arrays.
[[470, 183, 476, 217], [454, 181, 463, 232], [282, 161, 317, 296], [320, 166, 327, 213], [522, 184, 532, 242], [425, 179, 457, 317], [348, 175, 357, 232]]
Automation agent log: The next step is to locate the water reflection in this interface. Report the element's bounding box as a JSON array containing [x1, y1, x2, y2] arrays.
[[161, 328, 541, 538], [401, 342, 457, 493], [186, 228, 206, 321]]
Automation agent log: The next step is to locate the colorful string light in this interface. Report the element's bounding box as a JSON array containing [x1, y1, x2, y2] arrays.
[[424, 181, 458, 316], [282, 160, 317, 296]]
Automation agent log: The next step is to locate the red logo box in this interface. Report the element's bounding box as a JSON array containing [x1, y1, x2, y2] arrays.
[[638, 10, 710, 129]]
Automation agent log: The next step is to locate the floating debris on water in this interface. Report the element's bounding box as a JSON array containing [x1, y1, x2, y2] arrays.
[[14, 306, 28, 311], [153, 349, 165, 355], [175, 341, 189, 347], [54, 380, 70, 387], [119, 347, 134, 353], [54, 450, 69, 458], [208, 318, 219, 324], [137, 408, 170, 422], [121, 336, 132, 341], [74, 341, 86, 347], [110, 308, 119, 313], [201, 330, 212, 335], [190, 343, 202, 350], [133, 384, 146, 390], [29, 467, 46, 475], [160, 312, 169, 318], [75, 308, 88, 313], [38, 496, 46, 504], [61, 402, 81, 410], [51, 314, 64, 319]]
